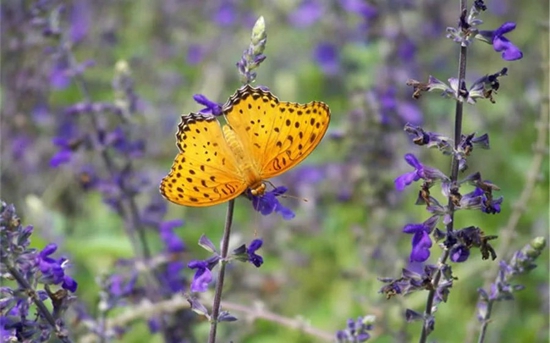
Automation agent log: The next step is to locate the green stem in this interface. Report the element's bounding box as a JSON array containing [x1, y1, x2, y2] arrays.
[[208, 199, 235, 343]]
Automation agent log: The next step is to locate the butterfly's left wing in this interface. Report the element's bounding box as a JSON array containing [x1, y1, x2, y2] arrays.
[[160, 113, 248, 207], [224, 85, 331, 179]]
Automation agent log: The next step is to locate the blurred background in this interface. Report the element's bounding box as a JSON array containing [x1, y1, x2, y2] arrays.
[[1, 0, 548, 342]]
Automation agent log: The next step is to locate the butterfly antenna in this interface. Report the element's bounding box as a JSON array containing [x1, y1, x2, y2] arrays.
[[265, 181, 308, 203]]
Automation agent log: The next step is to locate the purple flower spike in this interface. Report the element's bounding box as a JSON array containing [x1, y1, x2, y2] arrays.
[[478, 22, 523, 61], [246, 239, 264, 267], [192, 94, 223, 116]]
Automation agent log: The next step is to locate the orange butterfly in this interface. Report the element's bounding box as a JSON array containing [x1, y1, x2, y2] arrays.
[[160, 85, 330, 207]]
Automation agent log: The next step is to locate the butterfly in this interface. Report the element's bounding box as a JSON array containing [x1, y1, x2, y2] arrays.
[[159, 84, 330, 207]]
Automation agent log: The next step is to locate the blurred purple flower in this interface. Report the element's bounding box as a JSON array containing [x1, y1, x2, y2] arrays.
[[50, 58, 71, 89], [248, 186, 295, 220], [336, 315, 374, 342], [108, 272, 138, 298], [213, 1, 236, 26], [159, 220, 185, 253], [394, 154, 448, 191], [70, 0, 90, 43], [162, 261, 185, 293], [313, 42, 340, 75], [246, 239, 264, 267], [478, 22, 523, 61], [187, 44, 206, 65], [288, 0, 324, 28], [340, 0, 377, 19]]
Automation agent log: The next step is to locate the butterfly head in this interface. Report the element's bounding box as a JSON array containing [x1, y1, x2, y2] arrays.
[[249, 182, 266, 196]]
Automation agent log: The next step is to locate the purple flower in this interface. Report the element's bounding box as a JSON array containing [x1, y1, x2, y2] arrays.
[[449, 244, 470, 262], [70, 0, 91, 43], [159, 220, 185, 253], [288, 0, 324, 28], [188, 260, 213, 293], [162, 261, 185, 293], [246, 239, 264, 267], [340, 0, 377, 19], [213, 1, 236, 27], [108, 272, 138, 298], [313, 42, 340, 75], [460, 187, 503, 214], [478, 22, 523, 61], [36, 244, 78, 292], [394, 154, 448, 191], [248, 186, 295, 220], [187, 44, 205, 65], [50, 57, 71, 89], [336, 315, 374, 342], [193, 94, 223, 116], [403, 216, 438, 262]]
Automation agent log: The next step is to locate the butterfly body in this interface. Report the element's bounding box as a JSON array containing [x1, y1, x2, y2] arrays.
[[160, 85, 330, 207]]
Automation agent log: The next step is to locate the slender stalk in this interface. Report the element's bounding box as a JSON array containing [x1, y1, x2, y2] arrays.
[[418, 1, 468, 342], [208, 199, 235, 343]]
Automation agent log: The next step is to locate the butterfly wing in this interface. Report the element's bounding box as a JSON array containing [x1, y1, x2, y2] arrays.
[[160, 113, 248, 206], [223, 85, 331, 179]]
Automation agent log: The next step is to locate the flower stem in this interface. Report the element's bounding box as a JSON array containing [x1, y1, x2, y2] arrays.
[[418, 2, 469, 342], [208, 199, 235, 343]]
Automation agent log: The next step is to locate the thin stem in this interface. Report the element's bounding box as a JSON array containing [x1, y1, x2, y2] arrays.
[[7, 265, 72, 343], [208, 199, 235, 343], [418, 1, 469, 341], [476, 301, 494, 343]]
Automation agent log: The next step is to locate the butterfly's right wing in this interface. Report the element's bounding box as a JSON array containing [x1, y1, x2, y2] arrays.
[[224, 85, 330, 179], [160, 113, 248, 207]]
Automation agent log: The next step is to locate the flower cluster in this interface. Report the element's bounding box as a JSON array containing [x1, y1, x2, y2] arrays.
[[0, 201, 77, 342], [476, 237, 546, 334], [383, 1, 528, 341], [187, 235, 265, 293]]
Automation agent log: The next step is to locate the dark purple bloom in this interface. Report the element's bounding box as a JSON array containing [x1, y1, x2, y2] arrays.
[[479, 22, 523, 61], [36, 243, 78, 292], [193, 94, 223, 116], [246, 239, 264, 267], [403, 216, 438, 262], [460, 187, 503, 214], [449, 244, 470, 262], [288, 0, 324, 28], [313, 42, 340, 75], [159, 220, 185, 253], [248, 186, 295, 220], [188, 260, 213, 293], [394, 154, 448, 191]]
